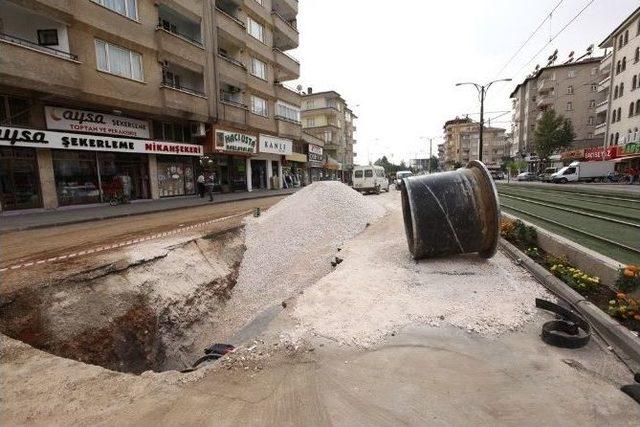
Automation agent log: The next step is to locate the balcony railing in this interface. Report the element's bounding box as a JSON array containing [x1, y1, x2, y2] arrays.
[[0, 32, 78, 61], [215, 7, 245, 28], [218, 52, 245, 69], [273, 48, 300, 64], [271, 11, 298, 31], [275, 114, 301, 124], [162, 79, 206, 97], [595, 122, 607, 129], [156, 23, 203, 47], [220, 93, 246, 108]]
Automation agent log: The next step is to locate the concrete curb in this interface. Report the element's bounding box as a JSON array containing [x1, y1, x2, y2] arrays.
[[501, 212, 623, 286], [1, 191, 295, 232], [499, 237, 640, 366]]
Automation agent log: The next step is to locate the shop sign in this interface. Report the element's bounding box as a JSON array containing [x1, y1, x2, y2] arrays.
[[0, 126, 202, 156], [259, 134, 292, 155], [215, 130, 257, 154], [617, 142, 640, 157], [560, 149, 584, 160], [584, 145, 617, 161], [45, 106, 150, 138], [308, 144, 323, 155], [285, 153, 307, 163]]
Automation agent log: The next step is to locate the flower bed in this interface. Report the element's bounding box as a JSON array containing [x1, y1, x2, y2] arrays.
[[501, 218, 640, 332]]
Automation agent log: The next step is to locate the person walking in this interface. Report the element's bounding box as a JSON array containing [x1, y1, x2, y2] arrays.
[[197, 173, 205, 197]]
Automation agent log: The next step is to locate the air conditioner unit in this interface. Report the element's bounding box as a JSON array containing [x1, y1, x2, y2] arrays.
[[192, 122, 206, 137]]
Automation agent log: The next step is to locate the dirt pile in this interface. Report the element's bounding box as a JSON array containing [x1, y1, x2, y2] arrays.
[[194, 181, 386, 344], [0, 228, 245, 373]]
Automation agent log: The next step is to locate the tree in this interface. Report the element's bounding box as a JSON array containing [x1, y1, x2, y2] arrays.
[[428, 156, 439, 172], [534, 109, 574, 161]]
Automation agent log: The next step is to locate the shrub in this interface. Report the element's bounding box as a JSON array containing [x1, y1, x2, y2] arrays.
[[608, 292, 640, 321], [615, 265, 640, 293], [547, 259, 600, 293], [500, 218, 537, 249]]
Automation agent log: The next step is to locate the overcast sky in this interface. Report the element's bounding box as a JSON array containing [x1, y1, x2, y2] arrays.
[[290, 0, 638, 165]]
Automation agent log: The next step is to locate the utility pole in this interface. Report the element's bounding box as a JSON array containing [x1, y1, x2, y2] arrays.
[[429, 138, 433, 173], [456, 78, 512, 162]]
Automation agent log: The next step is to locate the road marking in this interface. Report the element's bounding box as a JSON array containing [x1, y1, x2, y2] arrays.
[[1, 210, 251, 272]]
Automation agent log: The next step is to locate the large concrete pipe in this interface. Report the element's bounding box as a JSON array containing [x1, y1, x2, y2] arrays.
[[401, 160, 500, 260]]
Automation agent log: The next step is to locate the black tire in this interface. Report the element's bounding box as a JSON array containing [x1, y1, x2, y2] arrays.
[[375, 185, 381, 195], [560, 178, 568, 184], [109, 197, 118, 206]]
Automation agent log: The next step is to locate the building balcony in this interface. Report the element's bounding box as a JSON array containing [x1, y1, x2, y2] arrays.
[[217, 54, 248, 86], [594, 122, 607, 135], [272, 0, 298, 17], [536, 94, 554, 108], [272, 11, 299, 51], [215, 7, 245, 45], [598, 75, 611, 91], [276, 116, 302, 139], [156, 28, 205, 68], [0, 32, 81, 95], [273, 48, 300, 82], [275, 84, 301, 107], [595, 99, 608, 114], [218, 99, 248, 125], [599, 51, 613, 72], [160, 85, 208, 119], [248, 112, 277, 133], [243, 0, 271, 22]]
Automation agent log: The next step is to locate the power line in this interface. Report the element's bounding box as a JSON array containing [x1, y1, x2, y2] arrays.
[[494, 0, 565, 78], [513, 0, 598, 78]]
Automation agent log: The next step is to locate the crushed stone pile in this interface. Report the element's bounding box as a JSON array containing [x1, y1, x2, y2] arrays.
[[200, 181, 386, 343]]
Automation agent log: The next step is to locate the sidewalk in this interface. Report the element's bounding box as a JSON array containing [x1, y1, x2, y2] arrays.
[[0, 188, 298, 232]]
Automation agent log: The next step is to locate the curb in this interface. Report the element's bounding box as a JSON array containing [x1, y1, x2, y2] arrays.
[[1, 191, 296, 232], [499, 237, 640, 366]]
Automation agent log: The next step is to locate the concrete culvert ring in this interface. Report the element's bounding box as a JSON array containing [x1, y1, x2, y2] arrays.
[[0, 227, 246, 374]]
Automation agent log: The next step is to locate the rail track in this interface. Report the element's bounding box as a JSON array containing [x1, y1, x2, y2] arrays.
[[496, 184, 640, 265]]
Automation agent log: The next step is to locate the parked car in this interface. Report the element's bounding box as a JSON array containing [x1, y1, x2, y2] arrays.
[[395, 170, 413, 189], [352, 165, 389, 194], [539, 167, 559, 182], [516, 172, 537, 181]]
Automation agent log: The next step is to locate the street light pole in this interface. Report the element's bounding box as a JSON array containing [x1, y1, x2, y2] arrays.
[[456, 78, 512, 162]]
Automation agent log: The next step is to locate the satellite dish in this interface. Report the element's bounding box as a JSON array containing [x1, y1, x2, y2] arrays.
[[586, 44, 594, 55], [296, 84, 303, 92], [568, 51, 574, 58]]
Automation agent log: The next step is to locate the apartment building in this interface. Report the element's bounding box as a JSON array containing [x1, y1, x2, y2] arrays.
[[510, 57, 603, 158], [599, 6, 640, 149], [442, 117, 507, 169], [0, 0, 301, 211], [301, 90, 357, 180]]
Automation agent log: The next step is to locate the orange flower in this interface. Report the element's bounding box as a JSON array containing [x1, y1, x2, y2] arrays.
[[626, 265, 638, 273], [617, 292, 627, 299], [623, 269, 636, 278]]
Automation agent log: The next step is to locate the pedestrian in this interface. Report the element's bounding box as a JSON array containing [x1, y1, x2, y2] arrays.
[[197, 173, 205, 197]]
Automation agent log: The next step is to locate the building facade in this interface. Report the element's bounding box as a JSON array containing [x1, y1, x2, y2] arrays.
[[510, 57, 603, 159], [441, 118, 507, 169], [0, 0, 301, 211], [599, 7, 640, 149], [301, 90, 357, 180]]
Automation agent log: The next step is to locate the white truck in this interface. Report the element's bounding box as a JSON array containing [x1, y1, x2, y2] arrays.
[[551, 161, 615, 183]]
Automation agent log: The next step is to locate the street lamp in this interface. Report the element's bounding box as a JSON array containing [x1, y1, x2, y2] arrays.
[[456, 78, 512, 162]]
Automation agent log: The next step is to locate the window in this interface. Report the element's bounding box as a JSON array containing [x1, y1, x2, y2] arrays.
[[567, 85, 574, 95], [91, 0, 138, 20], [250, 57, 267, 80], [152, 121, 195, 143], [618, 107, 622, 121], [589, 99, 596, 108], [247, 17, 264, 43], [634, 75, 638, 90], [624, 30, 629, 45], [354, 170, 363, 178], [305, 100, 314, 109], [615, 132, 619, 144], [637, 100, 640, 114], [0, 95, 31, 126], [588, 116, 594, 125], [630, 102, 635, 117], [620, 82, 624, 97], [564, 167, 576, 175], [37, 29, 58, 46], [622, 57, 627, 72], [364, 170, 373, 178], [95, 39, 143, 81], [306, 117, 315, 127], [566, 102, 573, 111], [591, 83, 598, 92], [276, 101, 300, 122], [619, 36, 624, 49], [567, 70, 576, 78], [636, 47, 640, 63], [323, 131, 332, 142], [615, 85, 619, 99], [612, 109, 617, 122], [610, 134, 614, 145], [617, 60, 621, 74], [250, 95, 268, 116]]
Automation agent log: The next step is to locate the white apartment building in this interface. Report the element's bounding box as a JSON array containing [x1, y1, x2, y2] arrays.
[[599, 7, 640, 147]]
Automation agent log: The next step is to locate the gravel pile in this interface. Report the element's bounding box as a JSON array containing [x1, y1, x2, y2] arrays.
[[204, 181, 386, 342]]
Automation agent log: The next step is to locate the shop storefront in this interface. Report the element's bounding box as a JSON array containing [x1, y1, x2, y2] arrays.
[[307, 144, 324, 182], [254, 134, 292, 190], [156, 155, 195, 197], [560, 149, 585, 165], [584, 145, 617, 161], [204, 128, 257, 192], [616, 142, 640, 173], [0, 146, 41, 210], [324, 156, 342, 180], [284, 152, 307, 188], [0, 125, 202, 209]]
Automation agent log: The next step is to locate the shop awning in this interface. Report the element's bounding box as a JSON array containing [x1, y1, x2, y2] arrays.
[[285, 153, 307, 163]]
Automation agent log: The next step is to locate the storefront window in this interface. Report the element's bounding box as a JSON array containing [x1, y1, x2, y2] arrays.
[[53, 151, 101, 206], [99, 153, 150, 200], [0, 95, 31, 126], [157, 155, 195, 197], [0, 147, 41, 210], [202, 155, 247, 192]]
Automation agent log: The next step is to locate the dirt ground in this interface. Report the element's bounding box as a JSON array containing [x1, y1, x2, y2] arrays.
[[1, 189, 640, 426]]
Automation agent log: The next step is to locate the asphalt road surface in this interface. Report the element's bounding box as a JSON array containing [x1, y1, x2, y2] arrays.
[[496, 182, 640, 265]]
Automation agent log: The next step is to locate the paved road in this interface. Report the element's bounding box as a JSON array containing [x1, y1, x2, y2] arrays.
[[501, 180, 640, 196], [496, 182, 640, 265]]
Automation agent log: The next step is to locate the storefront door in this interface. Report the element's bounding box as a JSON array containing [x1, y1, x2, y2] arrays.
[[251, 160, 267, 190], [0, 147, 41, 210], [157, 155, 195, 197]]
